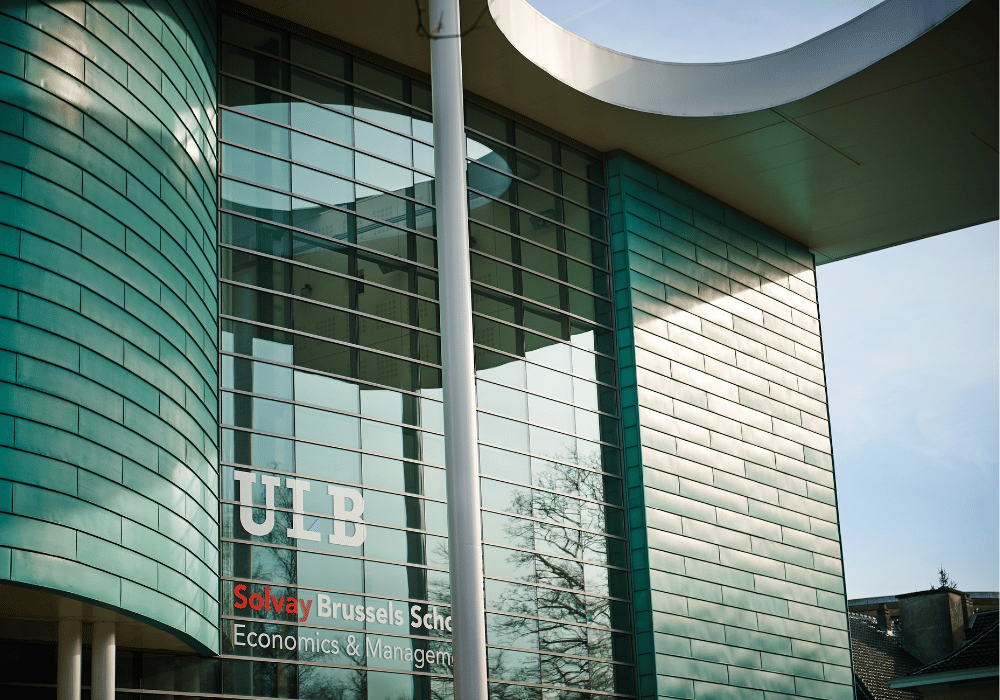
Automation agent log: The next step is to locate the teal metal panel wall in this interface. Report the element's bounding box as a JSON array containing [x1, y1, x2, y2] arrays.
[[609, 155, 853, 699], [0, 0, 219, 653]]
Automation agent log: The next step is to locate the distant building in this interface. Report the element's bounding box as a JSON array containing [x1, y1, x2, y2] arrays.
[[848, 589, 1000, 699]]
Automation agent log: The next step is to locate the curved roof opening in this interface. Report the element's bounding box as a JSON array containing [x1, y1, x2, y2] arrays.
[[526, 0, 889, 64]]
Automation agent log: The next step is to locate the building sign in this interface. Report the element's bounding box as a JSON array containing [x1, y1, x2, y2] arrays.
[[229, 582, 454, 669], [232, 584, 453, 631], [234, 469, 366, 546]]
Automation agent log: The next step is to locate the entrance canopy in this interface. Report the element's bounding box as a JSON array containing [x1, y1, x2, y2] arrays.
[[242, 0, 998, 262]]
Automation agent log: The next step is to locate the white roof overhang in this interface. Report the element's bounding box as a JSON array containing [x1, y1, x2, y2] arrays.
[[240, 0, 998, 262]]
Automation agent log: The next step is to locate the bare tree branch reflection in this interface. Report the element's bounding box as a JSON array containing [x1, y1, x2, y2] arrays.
[[485, 446, 625, 696]]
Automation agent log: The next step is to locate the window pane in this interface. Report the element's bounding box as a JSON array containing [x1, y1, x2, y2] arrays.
[[291, 131, 353, 178], [221, 18, 286, 57], [294, 369, 359, 412], [295, 440, 361, 483], [292, 165, 354, 208], [356, 153, 413, 194], [222, 145, 290, 192], [477, 381, 527, 421], [355, 91, 410, 134], [222, 110, 289, 157], [291, 100, 353, 144], [514, 123, 557, 164], [290, 36, 346, 79], [295, 405, 360, 447], [221, 76, 290, 124]]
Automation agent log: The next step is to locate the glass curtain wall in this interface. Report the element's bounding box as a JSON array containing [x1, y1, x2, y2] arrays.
[[217, 12, 634, 699]]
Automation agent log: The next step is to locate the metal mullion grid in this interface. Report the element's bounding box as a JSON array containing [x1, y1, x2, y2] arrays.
[[476, 373, 619, 420], [483, 641, 632, 671], [219, 207, 436, 275], [220, 460, 446, 510], [465, 124, 606, 190], [469, 185, 607, 246], [221, 282, 440, 367], [221, 533, 443, 573], [472, 280, 614, 336], [221, 278, 439, 340], [475, 406, 619, 452], [471, 215, 611, 273], [219, 416, 444, 470], [219, 536, 447, 574], [471, 335, 618, 391], [485, 606, 632, 638], [479, 468, 625, 514], [476, 476, 628, 532], [485, 679, 631, 700], [220, 386, 443, 439], [471, 247, 611, 306], [216, 653, 454, 680], [219, 175, 435, 250], [219, 120, 435, 189], [470, 305, 616, 364], [219, 39, 433, 121], [221, 241, 438, 306], [220, 99, 432, 177], [475, 435, 620, 485], [467, 150, 607, 218], [490, 672, 633, 700], [220, 349, 442, 405], [217, 70, 432, 150], [483, 572, 631, 608], [221, 9, 609, 191], [219, 421, 443, 472], [219, 499, 445, 542], [220, 146, 433, 212], [480, 512, 627, 562]]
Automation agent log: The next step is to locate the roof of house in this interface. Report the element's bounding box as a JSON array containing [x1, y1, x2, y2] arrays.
[[849, 612, 923, 700], [908, 610, 1000, 677]]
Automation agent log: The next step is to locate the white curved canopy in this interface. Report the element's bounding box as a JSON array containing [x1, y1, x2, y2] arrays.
[[242, 0, 997, 262], [491, 0, 970, 116]]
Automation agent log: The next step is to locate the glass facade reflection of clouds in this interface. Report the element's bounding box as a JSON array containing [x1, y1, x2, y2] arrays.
[[217, 12, 632, 698]]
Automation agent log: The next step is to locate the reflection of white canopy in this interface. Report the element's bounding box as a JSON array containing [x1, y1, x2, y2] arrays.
[[223, 134, 513, 243], [243, 0, 997, 263]]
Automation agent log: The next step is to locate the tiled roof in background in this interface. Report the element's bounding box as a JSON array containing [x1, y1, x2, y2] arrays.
[[909, 610, 999, 677], [849, 613, 923, 700]]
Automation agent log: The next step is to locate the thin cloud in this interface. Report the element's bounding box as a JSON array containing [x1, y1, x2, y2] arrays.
[[560, 0, 617, 26]]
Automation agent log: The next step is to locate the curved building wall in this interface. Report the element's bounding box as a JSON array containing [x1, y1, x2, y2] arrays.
[[0, 0, 220, 653]]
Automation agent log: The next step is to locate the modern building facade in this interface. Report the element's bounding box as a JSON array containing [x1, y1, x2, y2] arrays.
[[0, 0, 995, 699]]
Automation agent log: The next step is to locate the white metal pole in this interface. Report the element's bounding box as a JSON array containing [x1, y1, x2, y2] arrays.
[[92, 622, 116, 700], [427, 0, 489, 697], [57, 618, 82, 700]]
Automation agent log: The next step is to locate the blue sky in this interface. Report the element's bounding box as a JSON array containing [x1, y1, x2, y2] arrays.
[[526, 0, 999, 598]]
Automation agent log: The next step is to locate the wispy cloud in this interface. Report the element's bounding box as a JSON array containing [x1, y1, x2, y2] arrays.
[[559, 0, 617, 26]]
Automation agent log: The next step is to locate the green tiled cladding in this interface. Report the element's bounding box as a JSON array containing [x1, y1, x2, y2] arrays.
[[608, 155, 853, 700], [0, 0, 219, 654]]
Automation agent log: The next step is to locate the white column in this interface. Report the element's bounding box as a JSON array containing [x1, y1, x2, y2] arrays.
[[92, 621, 116, 700], [57, 618, 82, 700], [428, 0, 489, 698]]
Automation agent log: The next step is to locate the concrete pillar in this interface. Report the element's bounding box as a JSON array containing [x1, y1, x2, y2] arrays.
[[57, 618, 82, 700], [92, 621, 116, 700]]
